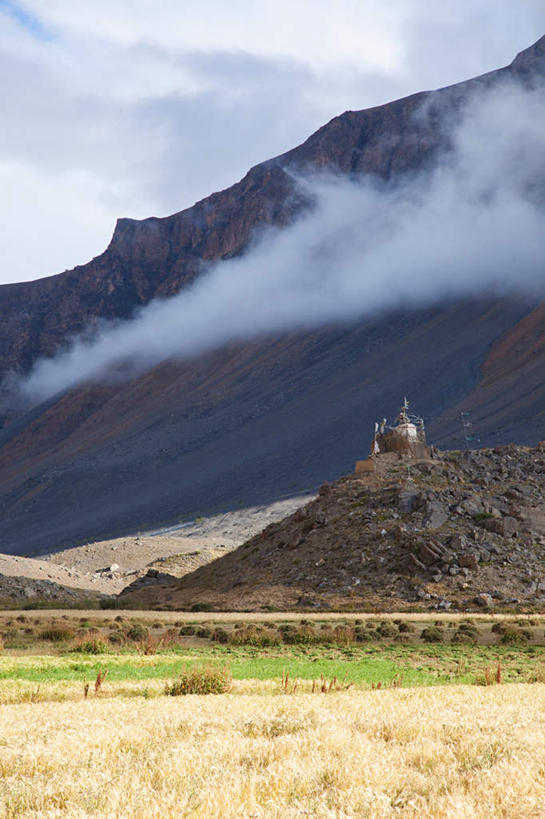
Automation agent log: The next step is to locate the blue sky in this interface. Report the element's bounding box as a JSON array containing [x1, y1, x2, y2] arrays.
[[1, 1, 544, 284], [0, 0, 50, 39]]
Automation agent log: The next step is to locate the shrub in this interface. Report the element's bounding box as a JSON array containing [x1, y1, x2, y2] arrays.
[[126, 624, 149, 641], [108, 630, 124, 645], [190, 603, 212, 612], [72, 638, 109, 654], [376, 622, 398, 639], [458, 622, 479, 635], [211, 628, 229, 644], [420, 627, 443, 643], [397, 622, 414, 633], [137, 635, 164, 655], [165, 665, 231, 696], [282, 627, 318, 645], [196, 627, 212, 639], [39, 627, 74, 642], [229, 627, 280, 647], [354, 628, 378, 643], [451, 630, 477, 644], [501, 626, 530, 645], [491, 622, 531, 643], [332, 625, 355, 644], [179, 625, 196, 636]]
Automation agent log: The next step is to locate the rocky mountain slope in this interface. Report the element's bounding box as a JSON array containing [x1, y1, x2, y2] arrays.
[[122, 445, 545, 611], [0, 37, 544, 555]]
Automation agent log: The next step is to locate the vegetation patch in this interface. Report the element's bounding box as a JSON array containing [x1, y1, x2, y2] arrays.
[[165, 665, 232, 695]]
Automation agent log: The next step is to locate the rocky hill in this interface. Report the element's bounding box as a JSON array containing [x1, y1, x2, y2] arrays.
[[121, 445, 545, 612], [0, 38, 544, 555]]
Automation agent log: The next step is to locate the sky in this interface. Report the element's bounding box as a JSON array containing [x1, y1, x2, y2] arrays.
[[1, 1, 545, 284]]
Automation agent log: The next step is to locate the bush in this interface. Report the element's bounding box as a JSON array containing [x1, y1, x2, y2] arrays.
[[190, 603, 212, 612], [196, 627, 212, 639], [458, 622, 479, 635], [500, 626, 530, 645], [420, 627, 443, 643], [179, 625, 196, 636], [397, 622, 414, 633], [165, 665, 231, 696], [354, 628, 378, 643], [282, 627, 318, 645], [127, 624, 149, 641], [72, 638, 109, 654], [229, 627, 280, 647], [451, 629, 477, 644], [491, 622, 531, 643], [211, 628, 229, 644], [39, 627, 74, 642], [376, 622, 398, 639], [329, 625, 354, 645]]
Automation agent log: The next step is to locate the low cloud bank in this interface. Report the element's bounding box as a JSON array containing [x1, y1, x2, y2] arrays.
[[13, 78, 545, 405]]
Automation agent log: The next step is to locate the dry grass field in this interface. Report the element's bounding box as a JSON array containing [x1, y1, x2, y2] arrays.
[[1, 684, 545, 817]]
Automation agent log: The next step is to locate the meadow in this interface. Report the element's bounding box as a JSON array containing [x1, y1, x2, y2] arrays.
[[2, 610, 545, 816]]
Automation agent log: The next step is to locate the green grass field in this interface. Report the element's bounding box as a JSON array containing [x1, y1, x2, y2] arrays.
[[1, 641, 545, 691], [1, 610, 545, 702]]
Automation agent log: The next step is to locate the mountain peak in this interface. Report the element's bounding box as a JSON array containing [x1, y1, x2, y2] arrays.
[[510, 34, 545, 77]]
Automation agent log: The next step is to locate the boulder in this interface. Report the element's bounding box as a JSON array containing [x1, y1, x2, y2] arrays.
[[423, 501, 448, 529], [475, 593, 493, 607], [418, 543, 442, 565]]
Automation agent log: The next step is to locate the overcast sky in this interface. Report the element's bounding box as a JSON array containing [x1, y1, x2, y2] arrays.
[[1, 1, 544, 284]]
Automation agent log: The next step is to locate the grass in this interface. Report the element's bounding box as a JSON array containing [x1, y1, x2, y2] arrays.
[[2, 611, 545, 814], [0, 641, 544, 697], [2, 686, 545, 816]]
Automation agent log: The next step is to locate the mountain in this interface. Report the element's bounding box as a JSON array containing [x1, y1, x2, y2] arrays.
[[0, 37, 544, 556], [120, 444, 545, 612]]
